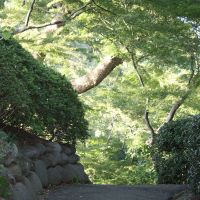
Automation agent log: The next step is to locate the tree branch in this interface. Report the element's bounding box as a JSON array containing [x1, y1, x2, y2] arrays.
[[91, 0, 116, 15], [14, 1, 93, 35], [125, 47, 156, 143], [68, 1, 93, 19], [24, 0, 36, 27], [126, 47, 145, 87], [144, 107, 156, 145], [13, 0, 115, 35], [188, 55, 195, 85], [14, 20, 65, 34], [166, 91, 191, 123], [166, 55, 197, 123], [22, 0, 26, 6], [71, 56, 123, 94], [136, 54, 149, 65]]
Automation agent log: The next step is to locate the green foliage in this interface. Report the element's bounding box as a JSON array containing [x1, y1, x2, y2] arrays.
[[0, 0, 5, 8], [0, 0, 199, 188], [78, 137, 156, 184], [0, 175, 10, 199], [155, 115, 200, 194], [0, 39, 88, 144], [0, 131, 12, 161]]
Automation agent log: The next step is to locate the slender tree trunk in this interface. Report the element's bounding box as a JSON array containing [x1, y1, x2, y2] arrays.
[[127, 49, 156, 144], [71, 56, 123, 94]]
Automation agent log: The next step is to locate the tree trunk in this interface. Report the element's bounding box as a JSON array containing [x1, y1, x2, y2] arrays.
[[71, 56, 123, 94]]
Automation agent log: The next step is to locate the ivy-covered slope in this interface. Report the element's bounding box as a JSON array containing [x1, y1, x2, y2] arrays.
[[0, 39, 88, 144]]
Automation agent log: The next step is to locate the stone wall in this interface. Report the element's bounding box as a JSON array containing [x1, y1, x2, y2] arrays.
[[0, 131, 90, 200]]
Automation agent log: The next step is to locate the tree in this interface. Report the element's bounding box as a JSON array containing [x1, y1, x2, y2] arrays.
[[0, 0, 200, 145]]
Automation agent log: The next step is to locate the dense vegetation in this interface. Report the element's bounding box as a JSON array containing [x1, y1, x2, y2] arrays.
[[78, 137, 156, 184], [155, 115, 200, 194], [0, 39, 88, 144], [0, 0, 200, 196]]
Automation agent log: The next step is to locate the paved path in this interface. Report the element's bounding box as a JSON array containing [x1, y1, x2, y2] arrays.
[[47, 184, 188, 200]]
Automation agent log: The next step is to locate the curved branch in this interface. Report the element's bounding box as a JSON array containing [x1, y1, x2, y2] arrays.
[[25, 0, 36, 27], [125, 47, 155, 143], [126, 47, 145, 87], [166, 91, 191, 123], [144, 108, 156, 144], [71, 56, 123, 94], [69, 1, 93, 19], [14, 20, 65, 34], [14, 1, 93, 34], [22, 0, 26, 6], [166, 55, 197, 123], [131, 53, 145, 87], [188, 55, 195, 85], [91, 0, 116, 15]]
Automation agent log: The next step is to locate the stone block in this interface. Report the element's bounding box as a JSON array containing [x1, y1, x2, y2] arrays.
[[60, 153, 70, 165], [12, 182, 34, 200], [62, 164, 89, 183], [23, 177, 37, 200], [28, 172, 43, 194], [34, 160, 48, 187], [41, 152, 62, 168], [7, 163, 23, 182], [19, 157, 33, 176], [20, 146, 40, 159], [68, 154, 80, 164], [3, 144, 19, 167], [4, 156, 16, 167], [61, 144, 76, 155], [46, 142, 62, 153], [47, 166, 62, 185], [35, 143, 46, 155]]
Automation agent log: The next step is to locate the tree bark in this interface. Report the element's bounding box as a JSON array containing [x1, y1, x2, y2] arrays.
[[166, 90, 191, 123], [71, 56, 123, 94]]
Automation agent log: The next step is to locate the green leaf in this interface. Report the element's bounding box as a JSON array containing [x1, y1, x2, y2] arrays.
[[1, 30, 12, 40]]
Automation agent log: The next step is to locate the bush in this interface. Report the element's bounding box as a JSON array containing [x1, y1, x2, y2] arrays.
[[0, 176, 10, 199], [155, 115, 200, 194], [0, 130, 13, 162], [0, 39, 88, 144]]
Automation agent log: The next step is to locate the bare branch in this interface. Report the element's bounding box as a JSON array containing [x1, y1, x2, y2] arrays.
[[188, 55, 195, 85], [14, 20, 65, 34], [165, 55, 198, 123], [25, 0, 36, 27], [91, 0, 116, 15], [126, 47, 145, 87], [144, 108, 156, 145], [68, 1, 93, 20], [125, 47, 156, 143], [13, 1, 93, 35], [136, 54, 149, 64], [166, 91, 190, 123], [131, 54, 145, 87], [22, 0, 26, 6]]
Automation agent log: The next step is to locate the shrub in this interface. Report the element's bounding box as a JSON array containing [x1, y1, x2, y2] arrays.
[[0, 39, 88, 144], [155, 115, 200, 194], [0, 175, 11, 199], [0, 130, 12, 162]]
